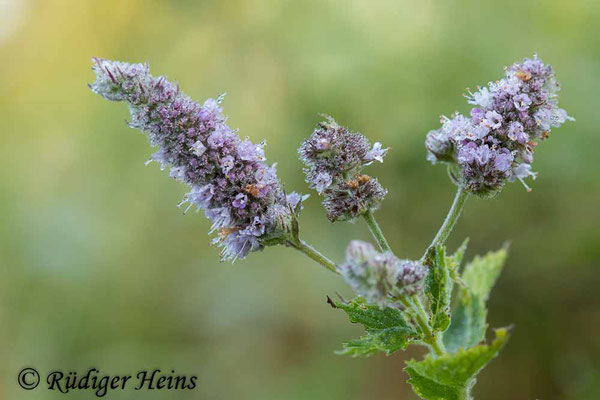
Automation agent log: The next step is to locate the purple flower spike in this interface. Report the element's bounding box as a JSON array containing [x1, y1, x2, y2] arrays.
[[426, 54, 573, 197], [90, 58, 306, 261]]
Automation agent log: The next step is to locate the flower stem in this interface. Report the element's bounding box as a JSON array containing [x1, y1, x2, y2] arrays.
[[291, 239, 339, 274], [363, 210, 392, 253], [408, 187, 468, 357], [425, 186, 468, 257]]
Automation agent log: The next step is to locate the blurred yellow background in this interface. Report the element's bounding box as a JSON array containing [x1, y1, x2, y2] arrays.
[[1, 0, 599, 399]]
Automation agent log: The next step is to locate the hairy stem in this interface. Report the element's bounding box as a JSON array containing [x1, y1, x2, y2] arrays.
[[425, 186, 468, 258], [459, 379, 475, 400], [412, 295, 446, 355], [363, 210, 392, 253], [291, 239, 339, 274], [399, 296, 445, 356], [408, 186, 468, 358]]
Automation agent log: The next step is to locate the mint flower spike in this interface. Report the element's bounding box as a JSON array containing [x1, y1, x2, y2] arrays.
[[426, 54, 573, 197], [340, 240, 426, 308], [299, 116, 388, 222], [89, 58, 309, 261]]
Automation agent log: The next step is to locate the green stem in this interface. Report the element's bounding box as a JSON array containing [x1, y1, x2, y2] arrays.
[[412, 295, 446, 355], [363, 210, 392, 253], [425, 186, 468, 257], [408, 186, 468, 357], [459, 380, 474, 400], [292, 239, 339, 274], [399, 296, 445, 356]]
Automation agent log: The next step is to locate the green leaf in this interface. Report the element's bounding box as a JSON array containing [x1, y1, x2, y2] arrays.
[[443, 293, 487, 355], [406, 328, 510, 400], [426, 246, 453, 333], [443, 247, 508, 353], [338, 326, 415, 356], [446, 238, 469, 274], [462, 247, 507, 301], [334, 297, 419, 356]]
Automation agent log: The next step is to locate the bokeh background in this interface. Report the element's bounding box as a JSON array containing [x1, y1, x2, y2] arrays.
[[1, 0, 599, 399]]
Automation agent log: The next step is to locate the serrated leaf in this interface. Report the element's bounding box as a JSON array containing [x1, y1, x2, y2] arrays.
[[334, 297, 419, 356], [443, 247, 508, 353], [337, 326, 414, 356], [335, 297, 411, 330], [406, 328, 510, 400], [426, 246, 453, 332], [446, 238, 469, 273], [462, 247, 507, 301]]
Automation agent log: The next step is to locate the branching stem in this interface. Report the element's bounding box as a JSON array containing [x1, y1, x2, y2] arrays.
[[363, 209, 447, 355], [291, 239, 339, 274], [295, 188, 467, 359], [399, 296, 445, 356]]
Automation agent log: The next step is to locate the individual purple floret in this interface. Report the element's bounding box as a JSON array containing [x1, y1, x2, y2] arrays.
[[426, 54, 573, 196], [89, 58, 307, 261], [299, 116, 389, 220], [286, 192, 310, 213], [339, 241, 427, 307]]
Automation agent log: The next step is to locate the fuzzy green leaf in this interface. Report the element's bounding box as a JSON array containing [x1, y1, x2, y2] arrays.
[[446, 238, 469, 274], [462, 247, 507, 301], [338, 326, 415, 356], [406, 328, 510, 400], [443, 293, 487, 355], [443, 247, 508, 353], [426, 246, 453, 333], [334, 297, 419, 356], [335, 297, 411, 330]]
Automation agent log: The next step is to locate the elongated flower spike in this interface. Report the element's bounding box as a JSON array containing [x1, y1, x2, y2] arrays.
[[299, 116, 388, 221], [426, 54, 573, 197], [89, 58, 308, 261]]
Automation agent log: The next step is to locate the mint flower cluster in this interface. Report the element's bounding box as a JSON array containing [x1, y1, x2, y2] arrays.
[[426, 54, 573, 196], [91, 54, 571, 400], [90, 59, 306, 261], [299, 117, 388, 221], [340, 241, 426, 307]]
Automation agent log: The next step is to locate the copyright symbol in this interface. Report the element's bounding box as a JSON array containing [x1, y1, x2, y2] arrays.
[[18, 368, 40, 390]]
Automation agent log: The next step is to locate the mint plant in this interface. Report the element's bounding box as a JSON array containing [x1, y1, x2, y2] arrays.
[[90, 55, 571, 399]]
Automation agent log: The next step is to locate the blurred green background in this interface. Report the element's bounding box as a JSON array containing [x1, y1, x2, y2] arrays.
[[1, 0, 599, 399]]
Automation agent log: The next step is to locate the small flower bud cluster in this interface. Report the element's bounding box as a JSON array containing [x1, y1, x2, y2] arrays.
[[299, 116, 388, 221], [90, 59, 307, 261], [426, 54, 572, 197], [322, 175, 387, 222], [339, 241, 427, 307]]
